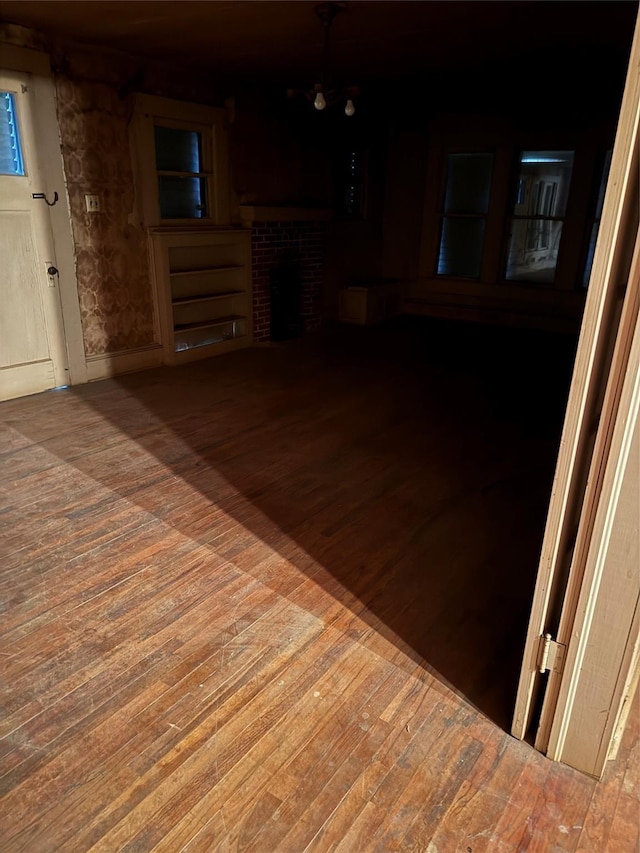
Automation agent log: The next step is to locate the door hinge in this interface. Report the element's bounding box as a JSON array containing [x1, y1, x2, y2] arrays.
[[538, 633, 567, 674]]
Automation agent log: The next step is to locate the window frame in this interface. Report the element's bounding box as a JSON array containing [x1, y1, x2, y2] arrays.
[[0, 89, 26, 176], [419, 128, 515, 287], [419, 120, 610, 299], [434, 150, 495, 279], [130, 94, 230, 227], [153, 117, 213, 220], [503, 149, 577, 287]]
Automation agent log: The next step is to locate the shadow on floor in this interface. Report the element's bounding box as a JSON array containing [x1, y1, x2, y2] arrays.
[[71, 316, 578, 730]]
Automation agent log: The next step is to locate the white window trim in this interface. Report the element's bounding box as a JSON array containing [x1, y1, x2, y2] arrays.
[[130, 94, 230, 227]]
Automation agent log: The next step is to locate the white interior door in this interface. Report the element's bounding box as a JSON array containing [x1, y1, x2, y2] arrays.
[[0, 69, 68, 401], [512, 13, 640, 777]]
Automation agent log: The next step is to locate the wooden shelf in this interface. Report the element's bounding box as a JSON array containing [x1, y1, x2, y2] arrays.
[[150, 228, 252, 365], [172, 291, 244, 306], [170, 265, 243, 277], [174, 314, 246, 333]]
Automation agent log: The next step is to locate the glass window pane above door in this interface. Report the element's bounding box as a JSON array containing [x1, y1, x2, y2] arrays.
[[0, 92, 25, 176], [444, 153, 493, 214]]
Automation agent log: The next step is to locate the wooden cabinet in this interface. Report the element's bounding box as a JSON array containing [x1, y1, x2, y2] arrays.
[[150, 228, 252, 364]]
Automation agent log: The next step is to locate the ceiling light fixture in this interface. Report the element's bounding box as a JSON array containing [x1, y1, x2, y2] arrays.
[[289, 2, 359, 117]]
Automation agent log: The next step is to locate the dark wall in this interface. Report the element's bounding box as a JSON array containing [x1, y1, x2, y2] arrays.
[[230, 86, 332, 208], [321, 31, 633, 322]]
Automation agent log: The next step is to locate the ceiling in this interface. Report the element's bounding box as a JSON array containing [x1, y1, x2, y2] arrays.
[[0, 0, 637, 83]]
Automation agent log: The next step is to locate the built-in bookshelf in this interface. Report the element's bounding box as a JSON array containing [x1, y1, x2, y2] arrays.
[[149, 229, 252, 364]]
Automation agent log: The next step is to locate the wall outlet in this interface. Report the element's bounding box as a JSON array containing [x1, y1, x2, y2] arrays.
[[85, 194, 101, 213]]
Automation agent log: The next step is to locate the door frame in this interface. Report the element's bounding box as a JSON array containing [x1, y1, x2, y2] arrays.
[[548, 261, 639, 776], [512, 11, 640, 777], [1, 42, 86, 387]]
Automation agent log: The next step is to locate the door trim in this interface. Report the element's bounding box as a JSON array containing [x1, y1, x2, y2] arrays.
[[548, 295, 639, 776], [512, 11, 640, 751], [1, 43, 87, 387]]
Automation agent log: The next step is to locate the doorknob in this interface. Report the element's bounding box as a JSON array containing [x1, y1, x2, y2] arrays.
[[45, 264, 59, 286]]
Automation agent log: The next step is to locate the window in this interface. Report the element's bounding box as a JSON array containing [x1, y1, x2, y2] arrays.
[[154, 124, 210, 219], [436, 153, 493, 278], [505, 150, 575, 285], [132, 95, 230, 227], [582, 149, 613, 287], [420, 120, 613, 297], [0, 91, 24, 176]]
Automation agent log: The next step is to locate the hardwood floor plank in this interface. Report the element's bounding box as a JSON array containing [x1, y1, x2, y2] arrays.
[[301, 668, 440, 852], [151, 646, 383, 852], [595, 699, 640, 853], [83, 631, 357, 851], [234, 663, 408, 852], [490, 751, 554, 852], [0, 320, 637, 852], [426, 724, 529, 852], [512, 759, 596, 853]]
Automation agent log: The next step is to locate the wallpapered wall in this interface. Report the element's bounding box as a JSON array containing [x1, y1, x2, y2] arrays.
[[53, 50, 333, 356], [52, 46, 224, 357], [55, 76, 155, 356], [4, 24, 332, 358]]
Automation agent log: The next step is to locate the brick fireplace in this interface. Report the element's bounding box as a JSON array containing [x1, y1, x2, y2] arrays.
[[240, 208, 330, 343]]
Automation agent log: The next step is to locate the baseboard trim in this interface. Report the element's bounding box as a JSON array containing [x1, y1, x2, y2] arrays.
[[85, 345, 164, 382]]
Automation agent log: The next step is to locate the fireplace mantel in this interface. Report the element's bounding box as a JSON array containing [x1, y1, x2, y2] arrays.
[[239, 206, 332, 225]]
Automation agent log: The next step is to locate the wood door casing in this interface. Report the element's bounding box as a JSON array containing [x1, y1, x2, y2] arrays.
[[512, 11, 640, 776], [550, 317, 639, 776]]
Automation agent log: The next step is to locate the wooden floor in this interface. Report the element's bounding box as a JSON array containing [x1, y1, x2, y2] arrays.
[[1, 318, 638, 852]]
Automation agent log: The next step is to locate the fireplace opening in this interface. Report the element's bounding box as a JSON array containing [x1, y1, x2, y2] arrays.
[[270, 255, 304, 341]]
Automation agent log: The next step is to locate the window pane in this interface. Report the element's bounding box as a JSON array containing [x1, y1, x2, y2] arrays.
[[583, 150, 613, 287], [154, 126, 202, 173], [0, 92, 25, 176], [583, 222, 600, 288], [437, 217, 486, 278], [506, 218, 564, 284], [444, 153, 493, 214], [594, 149, 612, 220], [158, 176, 208, 219], [514, 151, 574, 217]]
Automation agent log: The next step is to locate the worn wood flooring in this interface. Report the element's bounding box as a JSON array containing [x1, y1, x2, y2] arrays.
[[1, 318, 638, 852]]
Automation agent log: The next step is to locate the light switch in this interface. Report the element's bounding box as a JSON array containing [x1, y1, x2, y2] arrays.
[[85, 194, 101, 213]]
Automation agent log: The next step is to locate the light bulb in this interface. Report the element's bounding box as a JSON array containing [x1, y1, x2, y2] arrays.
[[314, 90, 326, 110], [345, 99, 355, 117]]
